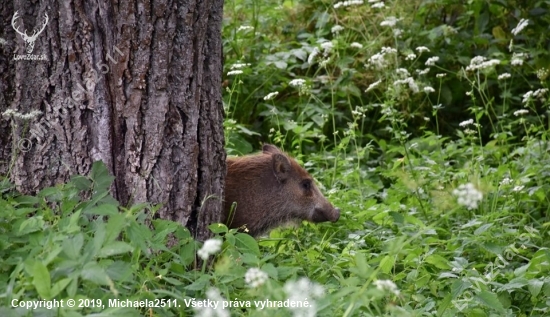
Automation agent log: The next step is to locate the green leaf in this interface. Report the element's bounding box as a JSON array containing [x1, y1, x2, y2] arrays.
[[81, 261, 113, 286], [475, 290, 505, 313], [50, 278, 71, 298], [90, 161, 115, 192], [98, 241, 134, 258], [451, 279, 471, 299], [425, 254, 451, 270], [18, 216, 45, 236], [85, 204, 119, 216], [528, 279, 544, 297], [208, 223, 229, 234], [105, 213, 127, 243], [185, 274, 210, 291], [71, 175, 92, 190], [379, 255, 395, 274], [32, 261, 51, 299], [235, 233, 260, 256]]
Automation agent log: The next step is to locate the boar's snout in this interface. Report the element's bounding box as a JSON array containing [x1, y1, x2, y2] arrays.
[[311, 206, 340, 223]]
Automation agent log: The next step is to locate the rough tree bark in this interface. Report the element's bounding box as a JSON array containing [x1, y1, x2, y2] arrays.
[[0, 0, 226, 241]]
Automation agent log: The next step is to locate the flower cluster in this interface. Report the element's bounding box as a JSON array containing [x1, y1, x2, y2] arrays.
[[511, 18, 529, 36], [511, 52, 526, 66], [333, 0, 363, 9], [367, 47, 397, 69], [522, 88, 548, 104], [244, 268, 269, 288], [284, 278, 325, 317], [193, 288, 229, 317], [264, 91, 279, 101], [465, 56, 500, 72], [374, 279, 400, 296], [453, 183, 483, 210], [197, 239, 222, 260], [393, 77, 419, 94]]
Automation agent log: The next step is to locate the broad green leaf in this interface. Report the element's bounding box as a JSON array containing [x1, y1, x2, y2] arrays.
[[81, 261, 113, 286], [379, 255, 395, 274], [50, 278, 71, 298], [425, 254, 451, 270], [98, 241, 134, 257], [235, 233, 260, 256], [475, 290, 505, 313], [451, 279, 471, 299], [208, 223, 229, 234], [32, 261, 51, 299], [105, 213, 127, 243], [528, 279, 544, 297]]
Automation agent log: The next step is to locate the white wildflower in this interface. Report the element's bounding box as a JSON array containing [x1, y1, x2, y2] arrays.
[[308, 47, 320, 64], [245, 268, 269, 288], [511, 19, 529, 36], [405, 53, 416, 61], [230, 63, 251, 70], [452, 183, 483, 210], [500, 177, 513, 186], [513, 185, 525, 192], [511, 53, 525, 66], [533, 88, 548, 99], [367, 53, 386, 69], [393, 77, 419, 93], [416, 68, 430, 75], [371, 2, 385, 8], [522, 91, 533, 104], [320, 41, 333, 55], [263, 92, 279, 101], [424, 86, 435, 93], [197, 239, 222, 260], [284, 278, 325, 317], [227, 70, 243, 76], [381, 47, 397, 54], [396, 68, 409, 77], [374, 279, 400, 296], [331, 25, 344, 34], [194, 288, 229, 317], [350, 42, 363, 49], [289, 79, 306, 87], [514, 109, 529, 116], [380, 16, 400, 27], [416, 46, 430, 53], [498, 73, 511, 80], [436, 73, 447, 78], [459, 119, 474, 127], [366, 79, 382, 92], [536, 68, 549, 80], [333, 0, 363, 9], [393, 29, 403, 37], [237, 26, 253, 32], [425, 56, 439, 66], [465, 56, 500, 71]]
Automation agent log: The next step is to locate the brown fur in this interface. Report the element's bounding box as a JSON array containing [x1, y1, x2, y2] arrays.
[[223, 144, 340, 236]]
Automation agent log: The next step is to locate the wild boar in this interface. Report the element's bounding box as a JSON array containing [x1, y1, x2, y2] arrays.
[[223, 144, 340, 236]]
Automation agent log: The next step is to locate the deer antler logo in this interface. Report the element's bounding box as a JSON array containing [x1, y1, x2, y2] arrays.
[[12, 11, 49, 54]]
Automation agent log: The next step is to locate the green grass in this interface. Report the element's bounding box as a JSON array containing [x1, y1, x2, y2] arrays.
[[2, 0, 550, 316]]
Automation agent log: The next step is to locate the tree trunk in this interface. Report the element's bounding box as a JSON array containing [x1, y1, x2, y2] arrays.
[[0, 0, 226, 241]]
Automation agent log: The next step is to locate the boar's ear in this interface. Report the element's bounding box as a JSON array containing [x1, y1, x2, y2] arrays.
[[263, 144, 282, 155], [272, 153, 291, 183]]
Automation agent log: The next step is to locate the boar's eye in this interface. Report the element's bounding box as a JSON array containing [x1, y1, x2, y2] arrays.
[[301, 179, 312, 191]]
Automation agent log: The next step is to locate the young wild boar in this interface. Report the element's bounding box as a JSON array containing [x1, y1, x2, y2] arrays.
[[223, 144, 340, 236]]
